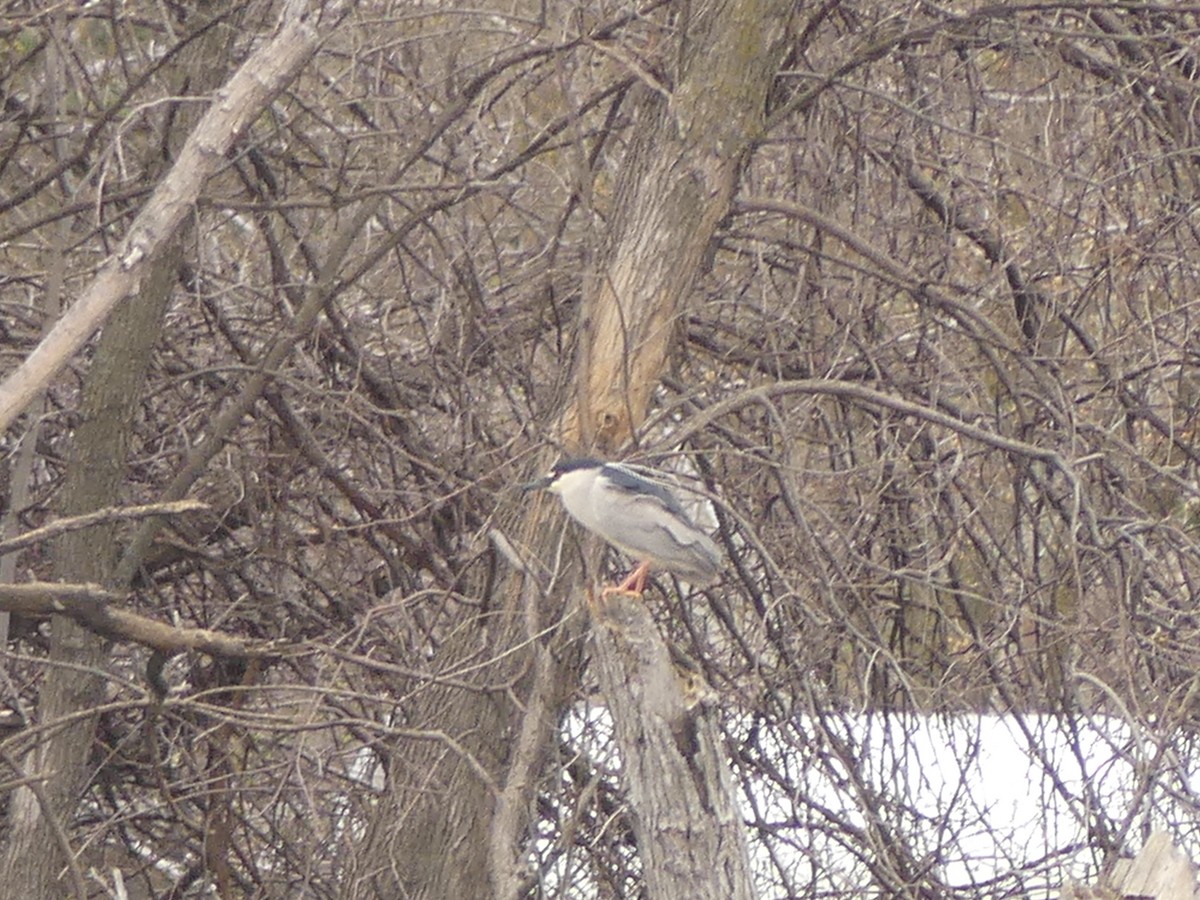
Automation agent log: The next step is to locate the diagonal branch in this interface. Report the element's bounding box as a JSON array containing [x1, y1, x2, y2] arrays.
[[0, 500, 208, 557], [0, 7, 320, 434]]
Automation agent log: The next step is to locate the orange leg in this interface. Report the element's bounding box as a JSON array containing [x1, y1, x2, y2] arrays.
[[602, 560, 651, 597]]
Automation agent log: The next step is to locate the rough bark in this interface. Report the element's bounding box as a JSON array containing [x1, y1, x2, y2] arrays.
[[592, 592, 755, 899], [572, 1, 790, 896], [352, 3, 787, 897], [0, 240, 181, 896], [0, 5, 315, 892], [574, 0, 791, 453], [348, 551, 579, 900]]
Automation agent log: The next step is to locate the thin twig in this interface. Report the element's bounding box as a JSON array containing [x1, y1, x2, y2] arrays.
[[0, 500, 208, 557]]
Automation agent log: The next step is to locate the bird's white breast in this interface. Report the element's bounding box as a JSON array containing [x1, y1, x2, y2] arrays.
[[550, 468, 607, 533]]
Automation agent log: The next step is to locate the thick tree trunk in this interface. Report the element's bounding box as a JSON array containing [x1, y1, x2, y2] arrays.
[[575, 0, 791, 453], [353, 3, 788, 897], [1, 245, 181, 897], [573, 1, 790, 896], [0, 6, 270, 892], [348, 544, 581, 900], [592, 593, 756, 899]]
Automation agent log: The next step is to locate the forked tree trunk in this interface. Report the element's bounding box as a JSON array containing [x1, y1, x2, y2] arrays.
[[353, 2, 790, 898], [574, 0, 790, 895]]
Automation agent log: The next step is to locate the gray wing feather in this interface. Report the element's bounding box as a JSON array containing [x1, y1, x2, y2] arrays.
[[596, 466, 720, 581], [600, 463, 689, 518]]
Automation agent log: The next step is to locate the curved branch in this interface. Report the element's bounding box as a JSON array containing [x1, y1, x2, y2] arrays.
[[0, 500, 207, 557], [662, 378, 1068, 467]]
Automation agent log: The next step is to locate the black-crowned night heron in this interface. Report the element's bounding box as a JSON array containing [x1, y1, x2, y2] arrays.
[[524, 458, 721, 594]]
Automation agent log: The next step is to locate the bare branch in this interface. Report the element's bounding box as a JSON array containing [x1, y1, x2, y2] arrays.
[[0, 582, 279, 658], [0, 748, 88, 900], [0, 500, 208, 557], [0, 7, 319, 433]]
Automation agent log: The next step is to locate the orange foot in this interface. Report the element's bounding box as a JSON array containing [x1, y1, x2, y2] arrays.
[[601, 560, 651, 598]]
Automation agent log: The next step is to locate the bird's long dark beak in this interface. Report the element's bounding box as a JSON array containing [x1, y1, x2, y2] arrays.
[[520, 475, 552, 492]]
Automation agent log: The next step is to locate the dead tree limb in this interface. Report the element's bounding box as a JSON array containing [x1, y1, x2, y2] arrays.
[[0, 582, 279, 659], [0, 500, 208, 557]]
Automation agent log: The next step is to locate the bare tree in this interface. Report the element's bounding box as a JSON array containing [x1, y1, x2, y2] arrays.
[[1, 2, 318, 894], [3, 2, 1200, 898]]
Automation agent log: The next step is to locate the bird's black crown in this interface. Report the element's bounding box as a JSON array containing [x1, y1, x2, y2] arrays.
[[551, 457, 605, 475]]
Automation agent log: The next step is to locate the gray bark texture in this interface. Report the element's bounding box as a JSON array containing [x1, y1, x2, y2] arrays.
[[573, 0, 793, 453], [592, 592, 758, 899], [1, 241, 180, 898], [351, 2, 789, 896], [0, 5, 317, 893], [348, 542, 582, 900], [570, 0, 791, 896]]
